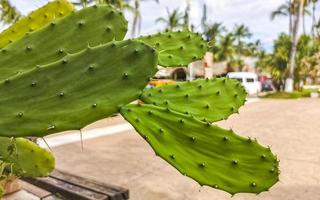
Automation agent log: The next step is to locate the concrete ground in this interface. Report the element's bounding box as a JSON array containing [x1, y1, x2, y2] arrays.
[[51, 99, 320, 200]]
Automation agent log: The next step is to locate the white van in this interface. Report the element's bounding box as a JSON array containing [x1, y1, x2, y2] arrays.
[[227, 72, 261, 95]]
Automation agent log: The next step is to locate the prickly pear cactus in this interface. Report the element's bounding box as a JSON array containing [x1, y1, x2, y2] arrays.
[[137, 31, 207, 67], [141, 78, 247, 122], [0, 1, 279, 195], [0, 137, 55, 178], [0, 0, 74, 48], [0, 4, 127, 81], [121, 104, 279, 195], [0, 40, 157, 137]]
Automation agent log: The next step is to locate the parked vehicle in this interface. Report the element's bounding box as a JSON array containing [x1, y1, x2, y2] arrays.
[[259, 76, 275, 92], [227, 72, 261, 95], [147, 79, 176, 88]]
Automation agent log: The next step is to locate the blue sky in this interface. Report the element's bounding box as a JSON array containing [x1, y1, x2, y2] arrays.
[[9, 0, 318, 51]]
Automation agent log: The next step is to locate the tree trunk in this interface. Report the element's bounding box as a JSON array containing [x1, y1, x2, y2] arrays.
[[131, 0, 140, 37], [303, 11, 306, 34], [289, 0, 293, 36], [312, 2, 316, 37], [286, 0, 304, 92]]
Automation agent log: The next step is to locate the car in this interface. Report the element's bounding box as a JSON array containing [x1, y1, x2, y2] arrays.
[[259, 76, 275, 92], [147, 79, 176, 88], [227, 72, 261, 95]]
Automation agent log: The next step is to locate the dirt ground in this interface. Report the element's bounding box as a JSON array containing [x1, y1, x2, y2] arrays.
[[52, 99, 320, 200]]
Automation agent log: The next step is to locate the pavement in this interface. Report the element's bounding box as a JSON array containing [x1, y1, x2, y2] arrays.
[[46, 98, 320, 200]]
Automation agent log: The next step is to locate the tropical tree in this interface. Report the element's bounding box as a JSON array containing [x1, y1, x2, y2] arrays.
[[287, 0, 305, 92], [301, 0, 311, 34], [129, 0, 159, 37], [271, 0, 295, 35], [156, 8, 184, 31], [257, 33, 291, 90], [233, 24, 252, 58], [243, 40, 263, 57], [295, 34, 320, 83], [204, 22, 226, 42], [215, 33, 236, 61], [310, 0, 318, 37], [0, 0, 21, 24]]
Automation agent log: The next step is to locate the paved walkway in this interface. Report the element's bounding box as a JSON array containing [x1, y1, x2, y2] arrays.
[[51, 99, 320, 200]]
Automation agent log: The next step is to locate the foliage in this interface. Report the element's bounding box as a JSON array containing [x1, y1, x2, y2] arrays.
[[261, 89, 318, 99], [156, 8, 185, 31], [0, 0, 21, 24], [257, 33, 320, 88]]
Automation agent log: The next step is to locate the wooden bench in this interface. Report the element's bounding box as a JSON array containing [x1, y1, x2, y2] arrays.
[[23, 170, 129, 200]]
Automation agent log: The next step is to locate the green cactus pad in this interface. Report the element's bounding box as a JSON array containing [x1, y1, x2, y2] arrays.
[[0, 0, 74, 48], [0, 137, 55, 178], [0, 40, 157, 137], [0, 4, 127, 81], [121, 104, 279, 195], [137, 31, 207, 67], [141, 78, 247, 122]]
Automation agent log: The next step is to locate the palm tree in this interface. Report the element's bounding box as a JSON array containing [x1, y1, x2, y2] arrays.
[[310, 0, 318, 37], [245, 39, 262, 56], [130, 0, 141, 37], [130, 0, 159, 37], [183, 0, 190, 30], [156, 8, 184, 31], [216, 33, 236, 61], [287, 0, 305, 92], [233, 24, 252, 58], [0, 0, 21, 24], [204, 22, 226, 42], [271, 0, 295, 35], [201, 3, 207, 30], [302, 2, 310, 34]]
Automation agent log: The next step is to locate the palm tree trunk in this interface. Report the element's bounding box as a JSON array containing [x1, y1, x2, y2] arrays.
[[289, 0, 293, 36], [303, 11, 306, 34], [312, 2, 316, 37], [131, 0, 140, 37], [286, 0, 304, 92]]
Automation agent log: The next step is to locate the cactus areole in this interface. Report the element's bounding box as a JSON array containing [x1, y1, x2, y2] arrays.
[[0, 1, 279, 196]]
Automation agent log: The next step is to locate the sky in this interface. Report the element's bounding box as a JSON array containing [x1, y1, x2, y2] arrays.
[[9, 0, 319, 51]]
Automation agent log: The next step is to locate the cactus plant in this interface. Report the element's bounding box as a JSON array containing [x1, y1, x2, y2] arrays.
[[0, 137, 55, 178], [137, 31, 207, 67], [141, 78, 247, 122], [121, 104, 279, 194], [0, 0, 74, 48], [0, 40, 157, 137], [0, 4, 127, 81], [0, 1, 279, 196]]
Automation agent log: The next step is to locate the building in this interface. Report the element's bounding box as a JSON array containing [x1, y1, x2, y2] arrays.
[[154, 52, 258, 81]]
